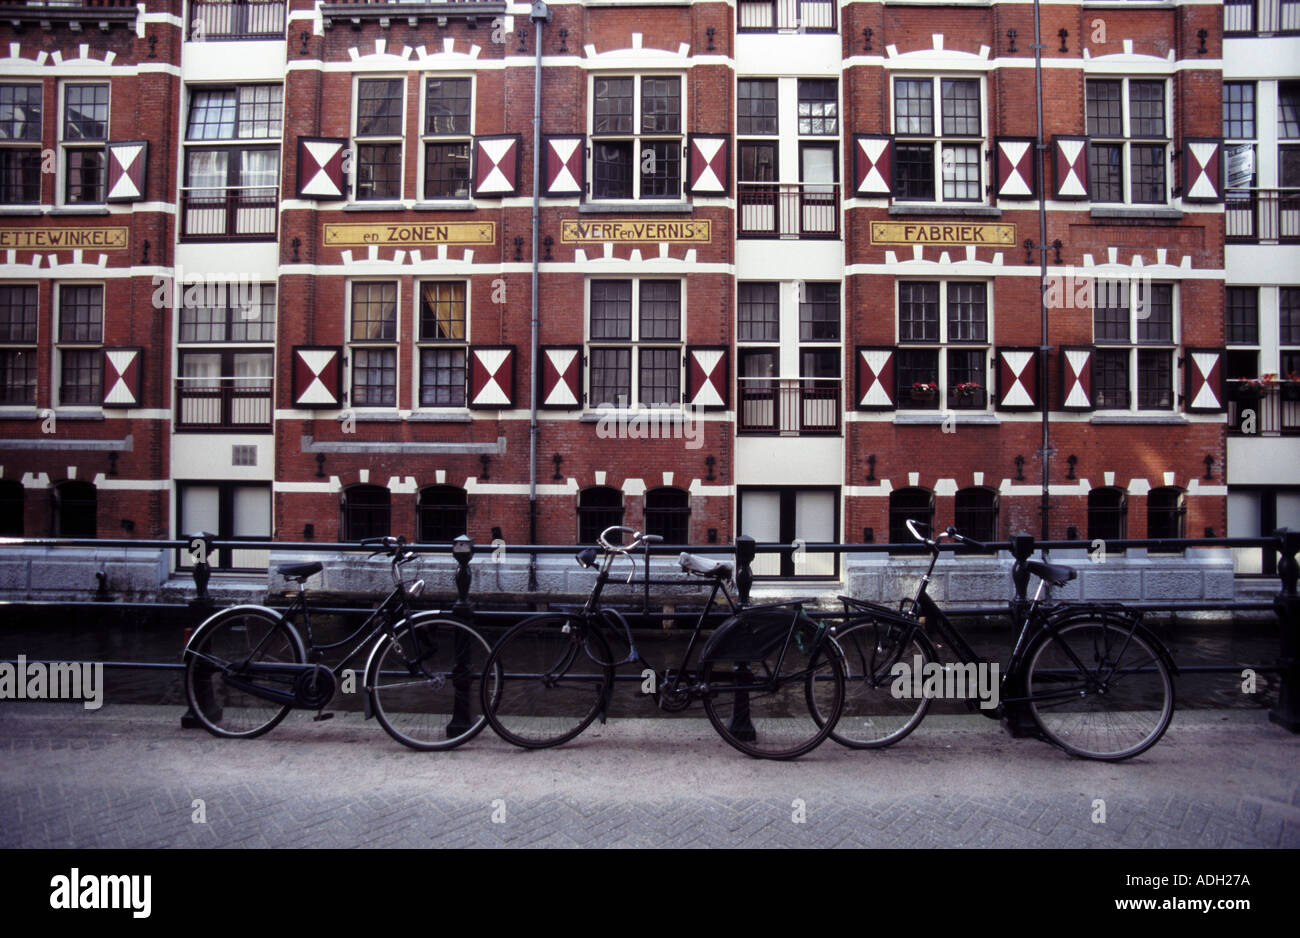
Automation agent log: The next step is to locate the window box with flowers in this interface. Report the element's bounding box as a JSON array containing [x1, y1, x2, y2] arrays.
[[1233, 374, 1278, 403], [910, 381, 937, 402], [951, 381, 983, 408], [1283, 373, 1300, 402]]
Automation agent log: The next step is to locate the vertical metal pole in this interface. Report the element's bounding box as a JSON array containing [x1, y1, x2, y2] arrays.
[[1033, 0, 1052, 546], [449, 535, 475, 736], [527, 6, 547, 591], [1270, 528, 1300, 732]]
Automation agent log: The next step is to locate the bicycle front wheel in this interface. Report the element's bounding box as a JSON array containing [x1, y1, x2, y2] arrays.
[[369, 616, 499, 751], [702, 623, 845, 760], [1025, 617, 1174, 761], [184, 608, 304, 739], [481, 614, 613, 749], [825, 615, 935, 749]]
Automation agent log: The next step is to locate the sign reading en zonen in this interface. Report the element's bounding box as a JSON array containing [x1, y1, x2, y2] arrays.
[[0, 227, 129, 249]]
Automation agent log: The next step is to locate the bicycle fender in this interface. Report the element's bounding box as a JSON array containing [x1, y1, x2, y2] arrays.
[[359, 611, 444, 719], [182, 604, 305, 663], [1044, 608, 1179, 676]]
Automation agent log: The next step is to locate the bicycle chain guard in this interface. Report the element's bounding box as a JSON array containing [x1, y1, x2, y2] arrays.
[[293, 664, 337, 709]]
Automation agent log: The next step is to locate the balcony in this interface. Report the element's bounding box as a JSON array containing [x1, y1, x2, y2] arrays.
[[737, 182, 840, 239], [188, 0, 286, 40], [176, 376, 272, 431], [1225, 0, 1300, 36], [0, 0, 138, 28], [180, 187, 277, 241], [1227, 381, 1300, 435], [737, 0, 836, 33], [1225, 189, 1300, 244], [738, 378, 841, 435], [319, 0, 506, 30]]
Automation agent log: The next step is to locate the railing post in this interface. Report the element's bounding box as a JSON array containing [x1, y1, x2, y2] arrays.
[[735, 534, 755, 605], [728, 535, 758, 742], [182, 530, 217, 729], [448, 536, 475, 737], [1269, 527, 1300, 732], [1003, 532, 1039, 738]]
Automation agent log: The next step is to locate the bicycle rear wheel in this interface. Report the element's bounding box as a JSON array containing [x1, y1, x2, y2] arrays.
[[369, 615, 499, 751], [823, 615, 935, 749], [1025, 617, 1174, 761], [481, 613, 613, 749], [184, 608, 304, 739], [702, 620, 845, 760]]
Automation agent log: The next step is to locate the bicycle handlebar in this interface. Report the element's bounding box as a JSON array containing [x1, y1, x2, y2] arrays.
[[905, 519, 989, 552], [597, 525, 661, 554]]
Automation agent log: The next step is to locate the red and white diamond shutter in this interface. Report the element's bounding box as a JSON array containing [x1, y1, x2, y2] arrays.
[[292, 346, 343, 408], [1185, 348, 1225, 412], [1059, 346, 1094, 411], [852, 135, 893, 196], [1182, 139, 1224, 203], [855, 347, 896, 410], [1051, 136, 1089, 200], [540, 346, 582, 409], [296, 138, 347, 199], [473, 135, 521, 197], [685, 347, 728, 409], [102, 348, 142, 406], [994, 137, 1036, 200], [542, 135, 584, 197], [996, 347, 1039, 410], [687, 134, 729, 196], [105, 141, 147, 202], [469, 346, 515, 408]]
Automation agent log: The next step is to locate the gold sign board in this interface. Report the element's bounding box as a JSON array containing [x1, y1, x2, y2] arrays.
[[0, 227, 129, 250], [561, 219, 711, 243], [323, 222, 496, 246], [870, 221, 1016, 246]]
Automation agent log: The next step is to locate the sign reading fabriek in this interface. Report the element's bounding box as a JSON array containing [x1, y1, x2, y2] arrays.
[[322, 222, 496, 246], [560, 219, 711, 243], [0, 227, 129, 249], [870, 221, 1016, 246]]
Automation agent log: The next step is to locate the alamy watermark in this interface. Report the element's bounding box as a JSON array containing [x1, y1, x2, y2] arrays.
[[50, 869, 150, 918], [890, 655, 1000, 710], [0, 655, 103, 710], [594, 399, 705, 450]]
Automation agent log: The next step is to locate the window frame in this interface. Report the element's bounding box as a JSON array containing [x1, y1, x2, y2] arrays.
[[352, 75, 406, 203], [341, 483, 392, 541], [60, 81, 109, 206], [0, 82, 43, 206], [347, 280, 400, 409], [0, 283, 38, 406], [585, 278, 684, 409], [587, 73, 685, 202], [1091, 279, 1178, 412], [55, 282, 104, 407], [891, 75, 986, 204], [1085, 77, 1172, 206], [643, 486, 690, 545], [53, 479, 97, 538], [415, 279, 469, 409], [895, 280, 992, 410], [419, 75, 473, 201], [578, 485, 625, 545], [417, 484, 469, 543]]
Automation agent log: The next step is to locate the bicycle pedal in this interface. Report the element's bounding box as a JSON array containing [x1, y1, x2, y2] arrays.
[[313, 711, 335, 722]]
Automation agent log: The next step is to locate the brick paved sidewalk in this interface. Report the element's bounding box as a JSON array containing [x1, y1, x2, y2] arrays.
[[1, 705, 1296, 848]]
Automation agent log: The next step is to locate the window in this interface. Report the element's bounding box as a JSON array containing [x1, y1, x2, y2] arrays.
[[738, 282, 779, 342], [1283, 288, 1300, 346], [798, 284, 840, 396], [1147, 486, 1186, 542], [1092, 280, 1176, 410], [797, 80, 838, 136], [0, 84, 42, 204], [0, 284, 37, 405], [889, 487, 934, 549], [1280, 83, 1300, 193], [183, 85, 281, 239], [418, 281, 467, 407], [738, 487, 838, 577], [644, 487, 690, 544], [893, 76, 983, 202], [738, 79, 778, 136], [1087, 487, 1127, 543], [354, 77, 404, 201], [954, 487, 998, 544], [62, 83, 108, 204], [342, 485, 390, 541], [0, 479, 21, 535], [54, 480, 96, 538], [418, 485, 468, 542], [1223, 82, 1256, 141], [176, 482, 271, 570], [176, 283, 274, 430], [590, 75, 682, 200], [588, 279, 681, 407], [179, 283, 276, 343], [578, 486, 623, 545], [350, 282, 397, 406], [423, 77, 471, 200], [1226, 287, 1258, 346], [57, 284, 103, 405], [896, 281, 990, 409], [1086, 78, 1169, 204]]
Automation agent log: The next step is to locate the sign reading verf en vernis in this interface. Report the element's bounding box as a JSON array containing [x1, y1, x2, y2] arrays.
[[560, 219, 711, 243], [322, 222, 496, 246], [0, 227, 129, 249], [870, 221, 1016, 246]]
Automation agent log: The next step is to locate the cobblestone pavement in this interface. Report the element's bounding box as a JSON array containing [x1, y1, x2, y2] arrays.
[[1, 705, 1297, 848]]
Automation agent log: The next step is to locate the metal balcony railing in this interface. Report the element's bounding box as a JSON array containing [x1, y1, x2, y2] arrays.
[[737, 182, 840, 239], [737, 0, 836, 32], [1224, 0, 1300, 36], [175, 376, 273, 431], [188, 0, 286, 39], [180, 187, 278, 240], [1225, 189, 1300, 243], [1227, 380, 1300, 436], [738, 377, 841, 435]]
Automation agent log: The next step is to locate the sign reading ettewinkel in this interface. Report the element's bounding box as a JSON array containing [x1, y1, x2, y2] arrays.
[[0, 227, 129, 249], [560, 219, 711, 243], [869, 221, 1016, 246], [322, 222, 496, 246]]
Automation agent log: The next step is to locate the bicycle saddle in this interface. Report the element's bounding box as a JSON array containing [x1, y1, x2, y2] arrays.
[[1024, 560, 1076, 587], [278, 561, 323, 582], [678, 552, 732, 580]]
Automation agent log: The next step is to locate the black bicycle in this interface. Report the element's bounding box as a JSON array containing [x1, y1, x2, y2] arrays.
[[479, 525, 845, 760], [826, 521, 1176, 761], [183, 536, 499, 751]]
